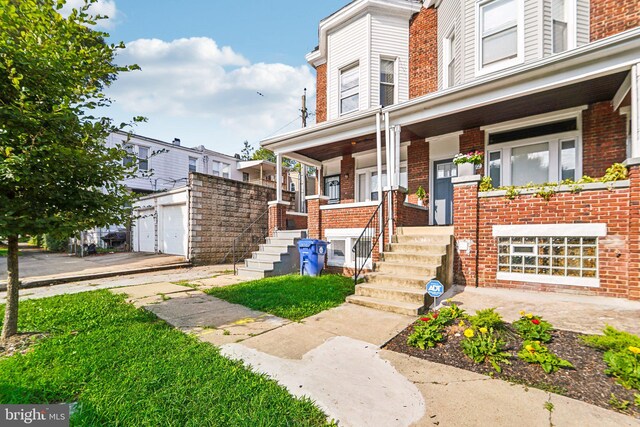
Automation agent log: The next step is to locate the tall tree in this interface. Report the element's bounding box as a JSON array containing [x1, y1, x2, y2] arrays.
[[0, 0, 140, 340], [239, 140, 254, 160]]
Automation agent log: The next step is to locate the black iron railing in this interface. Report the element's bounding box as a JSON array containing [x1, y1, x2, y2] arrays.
[[352, 190, 389, 285], [223, 209, 269, 274]]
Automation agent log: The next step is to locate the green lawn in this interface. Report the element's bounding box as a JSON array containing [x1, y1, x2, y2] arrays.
[[0, 247, 22, 257], [206, 274, 355, 321], [0, 291, 328, 426]]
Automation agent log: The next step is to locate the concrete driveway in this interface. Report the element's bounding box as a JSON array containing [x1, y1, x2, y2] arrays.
[[0, 248, 185, 283]]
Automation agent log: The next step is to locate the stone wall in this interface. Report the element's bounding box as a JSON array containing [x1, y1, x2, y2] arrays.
[[189, 173, 294, 265]]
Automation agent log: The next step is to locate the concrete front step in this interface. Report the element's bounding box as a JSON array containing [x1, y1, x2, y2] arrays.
[[346, 295, 426, 316], [397, 226, 454, 236], [238, 230, 304, 280], [366, 272, 436, 290], [275, 230, 307, 239], [236, 266, 273, 280], [258, 243, 294, 254], [356, 283, 428, 305], [253, 252, 285, 262], [244, 258, 278, 270], [394, 234, 452, 245], [375, 262, 438, 277], [386, 243, 448, 255], [382, 252, 446, 265]]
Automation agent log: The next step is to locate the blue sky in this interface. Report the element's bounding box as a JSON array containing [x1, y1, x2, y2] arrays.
[[76, 0, 347, 155]]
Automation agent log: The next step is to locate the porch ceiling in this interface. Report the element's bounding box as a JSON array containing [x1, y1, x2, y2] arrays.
[[405, 71, 629, 138]]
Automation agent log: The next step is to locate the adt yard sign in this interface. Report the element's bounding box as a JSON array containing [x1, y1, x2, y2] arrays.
[[426, 280, 444, 298]]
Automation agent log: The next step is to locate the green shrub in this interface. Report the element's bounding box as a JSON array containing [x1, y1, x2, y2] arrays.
[[27, 235, 43, 247], [42, 234, 69, 252], [460, 327, 511, 373], [518, 341, 574, 373], [583, 327, 640, 390], [438, 300, 466, 322], [407, 315, 445, 350], [513, 313, 554, 343], [479, 176, 493, 192], [581, 326, 640, 352], [469, 308, 505, 330]]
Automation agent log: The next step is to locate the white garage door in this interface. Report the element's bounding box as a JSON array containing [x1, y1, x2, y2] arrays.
[[135, 211, 155, 253], [161, 204, 187, 256]]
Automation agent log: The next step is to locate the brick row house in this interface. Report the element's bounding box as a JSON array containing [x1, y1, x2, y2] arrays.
[[261, 0, 640, 313]]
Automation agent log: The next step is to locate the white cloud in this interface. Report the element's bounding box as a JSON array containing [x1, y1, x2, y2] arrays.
[[108, 37, 315, 147], [60, 0, 118, 29]]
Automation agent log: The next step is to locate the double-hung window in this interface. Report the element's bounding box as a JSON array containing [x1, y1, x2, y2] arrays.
[[443, 30, 456, 88], [478, 0, 520, 70], [138, 146, 149, 171], [211, 161, 220, 176], [380, 59, 395, 107], [221, 163, 230, 178], [340, 65, 359, 115], [188, 157, 197, 173], [123, 144, 135, 167], [355, 164, 408, 202], [552, 0, 574, 53]]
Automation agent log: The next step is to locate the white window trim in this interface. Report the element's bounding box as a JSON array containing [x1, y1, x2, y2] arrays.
[[497, 272, 599, 287], [475, 0, 525, 76], [379, 56, 398, 107], [552, 0, 577, 54], [355, 161, 408, 203], [340, 63, 360, 116], [443, 27, 456, 89], [325, 228, 373, 269], [188, 157, 198, 173], [137, 145, 150, 171], [483, 109, 584, 186]]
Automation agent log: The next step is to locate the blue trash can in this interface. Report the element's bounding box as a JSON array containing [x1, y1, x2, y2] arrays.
[[298, 239, 328, 276]]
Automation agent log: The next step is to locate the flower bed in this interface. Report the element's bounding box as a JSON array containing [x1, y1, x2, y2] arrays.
[[383, 303, 640, 417]]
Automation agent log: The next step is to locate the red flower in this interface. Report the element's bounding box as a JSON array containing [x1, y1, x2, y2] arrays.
[[432, 312, 439, 319], [420, 317, 431, 322], [531, 318, 540, 325]]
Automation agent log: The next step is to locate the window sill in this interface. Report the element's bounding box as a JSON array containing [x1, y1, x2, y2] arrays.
[[320, 201, 379, 210], [479, 180, 630, 198], [497, 272, 599, 288]]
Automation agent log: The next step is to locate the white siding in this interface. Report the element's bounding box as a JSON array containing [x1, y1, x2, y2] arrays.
[[542, 0, 553, 56], [576, 0, 590, 46], [462, 0, 476, 83], [370, 14, 410, 106], [524, 0, 540, 62], [437, 0, 463, 89], [327, 14, 370, 120]]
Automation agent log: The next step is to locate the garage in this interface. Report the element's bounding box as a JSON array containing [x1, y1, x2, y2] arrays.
[[161, 204, 187, 256], [132, 188, 189, 259]]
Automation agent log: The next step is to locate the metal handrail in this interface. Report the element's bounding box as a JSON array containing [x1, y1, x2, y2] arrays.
[[352, 190, 389, 286], [222, 208, 270, 274]]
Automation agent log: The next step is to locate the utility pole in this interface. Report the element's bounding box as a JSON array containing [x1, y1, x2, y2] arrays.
[[301, 88, 309, 128]]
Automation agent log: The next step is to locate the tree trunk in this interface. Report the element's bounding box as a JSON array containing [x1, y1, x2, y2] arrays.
[[1, 235, 20, 342]]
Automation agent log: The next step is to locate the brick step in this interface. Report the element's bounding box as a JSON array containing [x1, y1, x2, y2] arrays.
[[393, 234, 452, 245], [374, 262, 439, 277], [355, 283, 428, 305], [346, 295, 426, 316], [397, 226, 455, 236], [386, 243, 448, 255], [382, 252, 446, 265], [365, 272, 436, 290]]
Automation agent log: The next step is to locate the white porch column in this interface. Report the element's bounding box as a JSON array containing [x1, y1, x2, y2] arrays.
[[276, 153, 283, 202], [394, 125, 401, 189], [385, 112, 394, 245], [631, 64, 640, 159], [376, 112, 383, 253]]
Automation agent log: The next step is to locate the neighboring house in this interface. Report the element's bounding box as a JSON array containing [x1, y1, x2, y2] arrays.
[[261, 0, 640, 309]]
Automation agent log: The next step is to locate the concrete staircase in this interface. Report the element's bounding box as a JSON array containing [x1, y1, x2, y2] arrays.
[[346, 226, 454, 316], [237, 230, 306, 280]]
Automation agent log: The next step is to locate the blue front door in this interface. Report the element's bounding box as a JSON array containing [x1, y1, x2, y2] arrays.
[[433, 159, 457, 225]]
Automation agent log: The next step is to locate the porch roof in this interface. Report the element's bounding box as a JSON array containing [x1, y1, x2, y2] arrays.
[[263, 28, 640, 164]]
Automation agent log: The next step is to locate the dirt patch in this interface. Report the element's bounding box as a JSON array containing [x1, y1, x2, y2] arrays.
[[0, 333, 48, 358], [384, 322, 639, 418]]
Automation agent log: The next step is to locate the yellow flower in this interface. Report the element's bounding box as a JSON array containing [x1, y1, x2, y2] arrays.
[[479, 327, 488, 334], [519, 310, 526, 316], [464, 328, 475, 338], [525, 344, 536, 353], [458, 320, 465, 327], [525, 313, 533, 319], [629, 346, 640, 355]]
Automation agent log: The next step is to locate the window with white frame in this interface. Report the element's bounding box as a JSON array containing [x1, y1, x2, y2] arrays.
[[221, 163, 230, 178], [340, 64, 359, 115], [138, 146, 149, 171], [355, 163, 408, 202], [443, 29, 456, 88], [123, 144, 135, 167], [188, 157, 197, 173], [498, 236, 598, 279], [478, 0, 520, 69], [380, 59, 395, 107], [552, 0, 574, 53], [212, 161, 220, 176], [326, 229, 373, 268], [485, 117, 581, 186]]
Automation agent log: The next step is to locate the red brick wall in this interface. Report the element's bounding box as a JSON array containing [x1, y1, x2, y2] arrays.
[[582, 102, 628, 178], [268, 203, 288, 237], [459, 128, 485, 176], [340, 154, 355, 203], [394, 191, 429, 227], [315, 63, 327, 123], [307, 197, 328, 239], [286, 212, 308, 230], [628, 165, 640, 300], [591, 0, 640, 41], [407, 139, 429, 204], [453, 180, 480, 287], [409, 6, 438, 99]]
